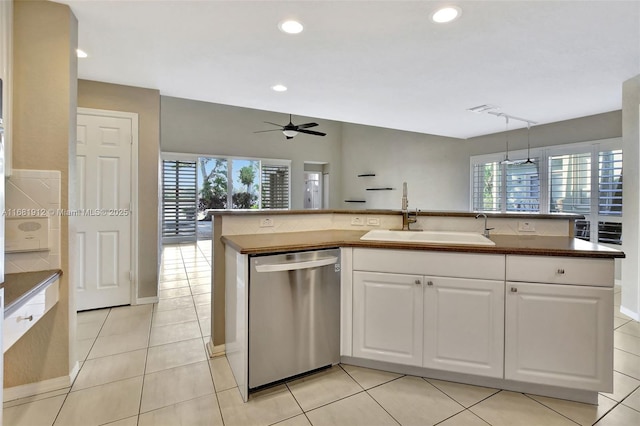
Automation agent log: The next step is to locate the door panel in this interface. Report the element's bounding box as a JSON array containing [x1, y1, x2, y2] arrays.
[[505, 282, 613, 391], [76, 112, 132, 310], [423, 277, 504, 378], [353, 271, 423, 366]]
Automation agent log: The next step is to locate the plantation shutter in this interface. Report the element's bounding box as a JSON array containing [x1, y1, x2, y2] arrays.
[[162, 160, 197, 241], [549, 152, 591, 214], [505, 161, 540, 212], [261, 164, 290, 209], [472, 161, 502, 212]]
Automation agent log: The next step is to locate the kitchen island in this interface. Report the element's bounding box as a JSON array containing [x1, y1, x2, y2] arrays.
[[215, 210, 623, 403]]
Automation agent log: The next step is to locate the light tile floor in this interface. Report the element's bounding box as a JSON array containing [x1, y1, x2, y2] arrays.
[[4, 241, 640, 425]]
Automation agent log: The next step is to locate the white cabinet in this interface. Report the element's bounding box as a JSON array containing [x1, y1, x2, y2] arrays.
[[4, 279, 60, 352], [423, 276, 504, 378], [505, 281, 613, 391], [353, 271, 423, 366], [352, 249, 506, 378]]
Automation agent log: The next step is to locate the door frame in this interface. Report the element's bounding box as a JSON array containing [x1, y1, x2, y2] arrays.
[[75, 107, 140, 306]]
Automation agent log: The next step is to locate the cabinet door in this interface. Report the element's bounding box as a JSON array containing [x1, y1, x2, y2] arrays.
[[423, 277, 504, 378], [353, 271, 423, 366], [505, 282, 613, 391]]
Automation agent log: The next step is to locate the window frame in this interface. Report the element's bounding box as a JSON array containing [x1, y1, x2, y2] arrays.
[[470, 138, 622, 246], [162, 152, 292, 212]]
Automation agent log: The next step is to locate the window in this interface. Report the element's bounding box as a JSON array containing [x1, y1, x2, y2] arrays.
[[506, 161, 540, 212], [549, 152, 591, 214], [197, 156, 291, 212], [261, 163, 290, 209], [162, 159, 197, 242], [471, 140, 622, 246], [472, 161, 502, 212]]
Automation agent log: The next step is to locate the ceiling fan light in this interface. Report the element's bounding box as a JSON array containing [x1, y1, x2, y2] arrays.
[[282, 130, 298, 137]]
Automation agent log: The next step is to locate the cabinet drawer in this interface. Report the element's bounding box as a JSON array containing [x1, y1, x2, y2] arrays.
[[4, 280, 59, 352], [353, 248, 505, 280], [506, 256, 614, 287]]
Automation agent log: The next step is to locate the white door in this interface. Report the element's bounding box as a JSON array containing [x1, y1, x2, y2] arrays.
[[76, 110, 134, 310], [423, 276, 504, 378], [505, 282, 613, 391], [353, 271, 423, 366]]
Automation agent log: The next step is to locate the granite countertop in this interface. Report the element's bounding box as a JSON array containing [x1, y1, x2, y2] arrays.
[[221, 230, 625, 258], [1, 269, 63, 317]]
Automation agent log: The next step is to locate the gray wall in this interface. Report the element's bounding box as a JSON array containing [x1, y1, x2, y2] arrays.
[[160, 97, 343, 210], [466, 111, 622, 156], [340, 124, 469, 211]]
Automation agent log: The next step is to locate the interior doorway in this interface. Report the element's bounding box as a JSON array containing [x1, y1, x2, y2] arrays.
[[303, 162, 329, 209]]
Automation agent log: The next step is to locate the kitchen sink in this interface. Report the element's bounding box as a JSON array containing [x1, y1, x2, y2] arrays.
[[360, 229, 496, 246]]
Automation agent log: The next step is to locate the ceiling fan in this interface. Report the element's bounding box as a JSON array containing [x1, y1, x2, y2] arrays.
[[254, 114, 326, 139]]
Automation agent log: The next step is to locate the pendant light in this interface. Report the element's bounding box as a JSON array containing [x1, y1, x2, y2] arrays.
[[500, 115, 514, 165], [523, 122, 535, 164]]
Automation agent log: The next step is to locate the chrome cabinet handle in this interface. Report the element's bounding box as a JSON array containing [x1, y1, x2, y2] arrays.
[[18, 315, 34, 322], [557, 269, 565, 275], [415, 279, 421, 285], [427, 281, 434, 286]]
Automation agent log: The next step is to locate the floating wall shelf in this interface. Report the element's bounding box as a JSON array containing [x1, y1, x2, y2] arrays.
[[357, 173, 376, 177], [344, 200, 367, 203], [366, 187, 394, 191]]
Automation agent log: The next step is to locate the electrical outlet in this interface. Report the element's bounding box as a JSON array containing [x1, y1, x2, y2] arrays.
[[518, 221, 535, 232], [351, 217, 365, 226], [367, 217, 381, 226], [260, 218, 274, 227]]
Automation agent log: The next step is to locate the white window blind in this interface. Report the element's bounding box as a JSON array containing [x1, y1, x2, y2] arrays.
[[549, 152, 591, 214], [598, 150, 622, 216], [505, 161, 540, 212], [261, 163, 290, 209], [472, 161, 502, 212], [162, 160, 197, 241]]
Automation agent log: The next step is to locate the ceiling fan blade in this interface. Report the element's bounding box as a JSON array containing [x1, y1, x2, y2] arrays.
[[254, 129, 283, 133], [298, 129, 326, 136], [263, 121, 284, 127], [296, 122, 318, 129]]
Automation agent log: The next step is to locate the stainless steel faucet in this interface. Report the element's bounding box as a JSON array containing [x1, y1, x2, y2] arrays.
[[401, 182, 420, 231], [475, 213, 494, 238]]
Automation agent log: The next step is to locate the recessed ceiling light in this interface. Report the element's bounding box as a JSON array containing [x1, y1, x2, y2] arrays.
[[431, 6, 461, 23], [278, 20, 304, 34], [271, 84, 288, 92], [76, 48, 88, 58]]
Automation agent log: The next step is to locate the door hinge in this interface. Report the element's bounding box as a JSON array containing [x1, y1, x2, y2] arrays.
[[129, 271, 134, 282]]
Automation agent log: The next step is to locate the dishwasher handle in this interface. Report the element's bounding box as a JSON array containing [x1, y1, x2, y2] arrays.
[[254, 256, 338, 273]]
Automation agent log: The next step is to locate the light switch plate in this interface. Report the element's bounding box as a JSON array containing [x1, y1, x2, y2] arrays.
[[367, 217, 381, 226]]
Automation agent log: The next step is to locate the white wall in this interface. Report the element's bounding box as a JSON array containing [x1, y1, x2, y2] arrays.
[[160, 96, 343, 210], [340, 123, 469, 211], [622, 75, 640, 320]]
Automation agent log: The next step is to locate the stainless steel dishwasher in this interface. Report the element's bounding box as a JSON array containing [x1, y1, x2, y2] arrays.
[[249, 248, 341, 389]]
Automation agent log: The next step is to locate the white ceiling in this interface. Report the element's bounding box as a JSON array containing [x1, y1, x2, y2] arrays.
[[58, 0, 640, 138]]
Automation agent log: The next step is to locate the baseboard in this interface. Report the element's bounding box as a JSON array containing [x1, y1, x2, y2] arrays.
[[620, 305, 640, 322], [3, 362, 79, 402], [135, 296, 159, 305], [206, 339, 225, 358]]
